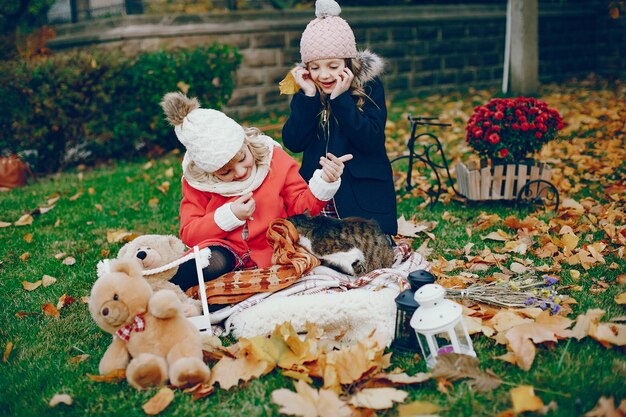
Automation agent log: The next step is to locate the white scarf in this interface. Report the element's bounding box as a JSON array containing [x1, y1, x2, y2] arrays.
[[182, 134, 279, 197]]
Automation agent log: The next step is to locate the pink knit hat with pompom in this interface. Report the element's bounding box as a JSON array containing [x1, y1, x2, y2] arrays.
[[300, 0, 357, 64]]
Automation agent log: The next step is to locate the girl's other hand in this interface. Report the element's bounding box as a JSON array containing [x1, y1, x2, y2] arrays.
[[231, 192, 256, 221], [330, 67, 354, 100], [319, 153, 353, 183], [291, 67, 316, 97]]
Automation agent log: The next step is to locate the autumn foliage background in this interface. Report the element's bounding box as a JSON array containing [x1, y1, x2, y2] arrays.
[[0, 77, 625, 417]]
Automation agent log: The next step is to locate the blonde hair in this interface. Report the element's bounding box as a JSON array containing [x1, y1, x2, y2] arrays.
[[347, 58, 368, 110], [184, 127, 271, 183]]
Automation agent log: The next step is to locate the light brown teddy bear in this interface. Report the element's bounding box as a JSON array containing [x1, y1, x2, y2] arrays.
[[117, 234, 202, 317], [89, 259, 211, 390]]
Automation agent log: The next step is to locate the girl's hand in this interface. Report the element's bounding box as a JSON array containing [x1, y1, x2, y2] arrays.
[[231, 192, 256, 221], [291, 67, 317, 97], [330, 68, 354, 100], [319, 153, 353, 183]]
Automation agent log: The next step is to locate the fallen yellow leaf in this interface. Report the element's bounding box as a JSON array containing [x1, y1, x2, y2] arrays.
[[278, 69, 300, 95], [106, 230, 136, 243], [22, 280, 42, 291], [49, 393, 73, 407], [397, 400, 440, 416], [348, 387, 408, 410], [148, 198, 159, 207], [42, 275, 57, 287], [157, 181, 170, 194], [510, 385, 544, 413], [62, 256, 76, 266], [42, 303, 60, 318], [271, 380, 352, 417], [69, 192, 83, 201], [68, 354, 90, 364], [3, 341, 13, 363], [0, 221, 11, 228], [616, 292, 626, 305], [209, 355, 273, 390], [23, 233, 33, 242], [86, 368, 126, 382], [142, 386, 175, 415], [14, 214, 33, 226], [19, 252, 30, 261], [183, 382, 215, 400]]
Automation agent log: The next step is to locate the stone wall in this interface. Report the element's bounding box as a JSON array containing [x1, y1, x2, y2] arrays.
[[48, 3, 624, 117]]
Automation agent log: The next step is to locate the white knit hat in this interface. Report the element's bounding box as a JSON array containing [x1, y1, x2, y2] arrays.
[[300, 0, 357, 64], [160, 92, 244, 173]]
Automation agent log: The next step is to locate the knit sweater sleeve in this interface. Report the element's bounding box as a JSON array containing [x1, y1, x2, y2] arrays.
[[282, 91, 323, 153], [329, 78, 387, 153], [179, 179, 233, 247]]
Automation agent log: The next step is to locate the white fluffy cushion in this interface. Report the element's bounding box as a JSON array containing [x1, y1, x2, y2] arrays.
[[229, 287, 398, 347]]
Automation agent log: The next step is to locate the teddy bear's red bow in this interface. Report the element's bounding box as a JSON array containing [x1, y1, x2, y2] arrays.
[[115, 315, 146, 341]]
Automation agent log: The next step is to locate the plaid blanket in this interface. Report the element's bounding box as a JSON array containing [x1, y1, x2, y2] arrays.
[[210, 240, 430, 336], [185, 218, 320, 305]]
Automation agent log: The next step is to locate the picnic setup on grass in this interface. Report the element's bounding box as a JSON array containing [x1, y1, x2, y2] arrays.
[[2, 0, 626, 415]]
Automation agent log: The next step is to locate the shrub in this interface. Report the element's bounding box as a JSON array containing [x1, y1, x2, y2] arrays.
[[465, 96, 564, 162], [97, 44, 242, 159], [0, 51, 118, 171], [0, 44, 242, 172]]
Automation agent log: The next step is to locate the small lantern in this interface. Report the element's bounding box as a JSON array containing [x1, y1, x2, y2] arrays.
[[410, 283, 475, 368], [392, 270, 436, 352]]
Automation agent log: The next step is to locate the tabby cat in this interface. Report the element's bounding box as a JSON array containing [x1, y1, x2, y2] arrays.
[[287, 213, 395, 276]]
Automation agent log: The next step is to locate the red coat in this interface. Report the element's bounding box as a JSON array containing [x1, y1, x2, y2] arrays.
[[179, 147, 328, 268]]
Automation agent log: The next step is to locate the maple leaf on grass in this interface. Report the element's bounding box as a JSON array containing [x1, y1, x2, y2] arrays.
[[142, 386, 174, 415], [510, 385, 544, 414], [500, 310, 572, 371], [86, 369, 126, 383], [208, 354, 274, 390], [321, 339, 391, 390], [348, 387, 408, 410], [397, 400, 440, 417], [430, 353, 502, 392], [48, 393, 73, 407], [271, 380, 352, 417], [583, 396, 626, 417]]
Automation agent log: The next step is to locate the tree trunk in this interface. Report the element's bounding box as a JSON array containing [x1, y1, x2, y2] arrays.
[[509, 0, 538, 95]]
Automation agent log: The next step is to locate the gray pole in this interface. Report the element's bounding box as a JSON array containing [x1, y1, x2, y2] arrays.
[[510, 0, 538, 95]]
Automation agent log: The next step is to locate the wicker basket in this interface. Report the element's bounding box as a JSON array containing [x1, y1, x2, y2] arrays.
[[456, 160, 552, 202]]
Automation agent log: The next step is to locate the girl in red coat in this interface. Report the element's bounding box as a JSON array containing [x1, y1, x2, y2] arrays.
[[160, 92, 351, 290]]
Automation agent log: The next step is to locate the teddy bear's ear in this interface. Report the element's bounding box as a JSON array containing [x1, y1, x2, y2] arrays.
[[117, 241, 131, 259], [168, 235, 187, 255], [110, 259, 142, 278], [303, 208, 311, 217]]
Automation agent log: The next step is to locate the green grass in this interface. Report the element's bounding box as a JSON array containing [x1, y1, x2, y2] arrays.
[[1, 79, 625, 416]]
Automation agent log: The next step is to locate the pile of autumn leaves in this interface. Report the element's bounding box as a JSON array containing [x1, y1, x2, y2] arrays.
[[134, 322, 535, 416]]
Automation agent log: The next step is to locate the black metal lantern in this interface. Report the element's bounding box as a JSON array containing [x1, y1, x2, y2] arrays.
[[392, 270, 436, 352]]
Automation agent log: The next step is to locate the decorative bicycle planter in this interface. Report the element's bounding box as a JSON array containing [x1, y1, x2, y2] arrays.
[[391, 115, 560, 211], [456, 159, 559, 208]]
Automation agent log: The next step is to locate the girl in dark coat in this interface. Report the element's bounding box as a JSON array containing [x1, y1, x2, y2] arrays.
[[282, 0, 398, 235]]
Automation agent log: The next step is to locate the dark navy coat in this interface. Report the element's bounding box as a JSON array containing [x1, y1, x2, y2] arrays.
[[282, 77, 398, 235]]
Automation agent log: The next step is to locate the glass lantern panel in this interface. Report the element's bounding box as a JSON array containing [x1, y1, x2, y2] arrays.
[[416, 332, 458, 368], [453, 321, 476, 357], [393, 309, 418, 352]]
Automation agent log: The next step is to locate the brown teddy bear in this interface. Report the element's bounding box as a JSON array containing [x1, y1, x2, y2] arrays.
[[88, 258, 211, 390], [116, 234, 203, 317]]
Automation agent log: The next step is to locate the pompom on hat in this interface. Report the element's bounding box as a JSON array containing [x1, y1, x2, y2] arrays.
[[300, 0, 357, 64], [160, 92, 244, 173]]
